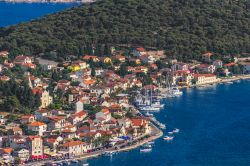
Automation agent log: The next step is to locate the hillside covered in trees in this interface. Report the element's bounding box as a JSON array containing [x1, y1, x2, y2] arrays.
[[0, 0, 250, 60]]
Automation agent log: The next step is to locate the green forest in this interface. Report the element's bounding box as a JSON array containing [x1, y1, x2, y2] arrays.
[[0, 0, 250, 60]]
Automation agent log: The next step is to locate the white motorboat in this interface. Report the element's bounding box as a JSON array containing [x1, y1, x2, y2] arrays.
[[83, 164, 89, 166], [140, 106, 160, 111], [143, 144, 152, 148], [225, 81, 233, 84], [151, 101, 165, 108], [168, 131, 174, 135], [140, 148, 152, 153], [170, 87, 183, 96], [159, 123, 166, 129], [145, 111, 154, 117], [163, 136, 174, 141], [147, 141, 154, 145], [172, 128, 180, 133]]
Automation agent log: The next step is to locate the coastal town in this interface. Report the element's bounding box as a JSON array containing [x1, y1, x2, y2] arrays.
[[0, 46, 250, 165]]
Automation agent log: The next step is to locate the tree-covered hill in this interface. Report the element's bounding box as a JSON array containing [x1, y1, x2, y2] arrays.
[[0, 0, 250, 59]]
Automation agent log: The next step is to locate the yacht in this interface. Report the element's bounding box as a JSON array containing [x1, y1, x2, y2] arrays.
[[140, 105, 160, 111], [170, 87, 183, 96], [151, 101, 165, 108], [163, 136, 174, 141], [159, 123, 166, 129], [172, 128, 180, 133]]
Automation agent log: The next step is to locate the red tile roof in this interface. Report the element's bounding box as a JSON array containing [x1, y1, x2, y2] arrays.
[[61, 140, 85, 147]]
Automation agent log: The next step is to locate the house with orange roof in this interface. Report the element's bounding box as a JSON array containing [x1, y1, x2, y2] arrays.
[[131, 118, 151, 135], [59, 140, 88, 157], [47, 116, 66, 130], [224, 62, 236, 68], [133, 47, 147, 57], [113, 55, 126, 63], [197, 64, 216, 73], [201, 52, 214, 62], [28, 121, 47, 136], [44, 135, 63, 150], [20, 115, 35, 124], [13, 55, 32, 64], [95, 109, 111, 123], [0, 75, 10, 81], [35, 109, 51, 121], [0, 51, 9, 58], [82, 55, 100, 62], [4, 61, 14, 69], [68, 110, 87, 125]]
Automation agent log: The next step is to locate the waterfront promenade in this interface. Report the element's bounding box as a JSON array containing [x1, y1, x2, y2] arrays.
[[25, 117, 163, 166]]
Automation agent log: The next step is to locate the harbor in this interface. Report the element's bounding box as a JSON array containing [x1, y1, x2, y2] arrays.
[[82, 79, 250, 166]]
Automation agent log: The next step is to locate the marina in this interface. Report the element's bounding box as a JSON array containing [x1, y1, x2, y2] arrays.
[[83, 80, 250, 166]]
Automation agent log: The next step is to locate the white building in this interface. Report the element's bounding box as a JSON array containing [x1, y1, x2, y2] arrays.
[[28, 121, 47, 136], [60, 141, 89, 157], [193, 74, 219, 85]]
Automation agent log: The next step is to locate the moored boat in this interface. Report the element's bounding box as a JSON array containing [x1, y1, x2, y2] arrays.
[[140, 148, 152, 153], [163, 136, 174, 141], [172, 128, 180, 133]]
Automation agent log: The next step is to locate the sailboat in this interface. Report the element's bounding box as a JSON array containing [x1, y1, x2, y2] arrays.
[[139, 87, 162, 111], [162, 74, 183, 97]]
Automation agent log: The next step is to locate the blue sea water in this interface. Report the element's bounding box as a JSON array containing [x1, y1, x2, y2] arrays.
[[77, 80, 250, 166], [0, 2, 79, 27]]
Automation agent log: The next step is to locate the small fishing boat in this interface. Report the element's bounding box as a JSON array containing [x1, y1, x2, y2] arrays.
[[143, 144, 152, 148], [104, 151, 116, 156], [159, 123, 166, 129], [147, 141, 154, 145], [172, 128, 180, 133], [168, 131, 174, 135], [140, 148, 152, 153], [145, 111, 154, 117], [163, 136, 174, 141], [82, 164, 89, 166], [225, 81, 233, 84]]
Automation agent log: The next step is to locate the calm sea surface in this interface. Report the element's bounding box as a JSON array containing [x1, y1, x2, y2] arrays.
[[77, 80, 250, 166], [0, 2, 79, 27]]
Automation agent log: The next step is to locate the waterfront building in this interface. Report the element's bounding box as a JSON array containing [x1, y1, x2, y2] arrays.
[[26, 136, 43, 157], [193, 74, 219, 85], [59, 140, 87, 157]]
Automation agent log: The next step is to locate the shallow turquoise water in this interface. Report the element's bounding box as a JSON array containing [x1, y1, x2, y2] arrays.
[[0, 2, 79, 27], [79, 80, 250, 166]]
